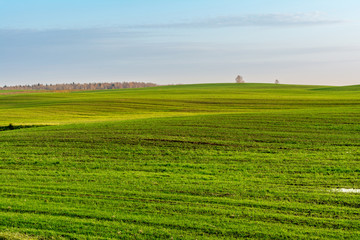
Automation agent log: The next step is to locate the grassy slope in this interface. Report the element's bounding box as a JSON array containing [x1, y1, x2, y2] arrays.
[[0, 83, 360, 239], [1, 83, 359, 125]]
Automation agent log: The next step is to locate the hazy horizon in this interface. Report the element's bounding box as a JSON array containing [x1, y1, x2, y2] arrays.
[[1, 0, 360, 86]]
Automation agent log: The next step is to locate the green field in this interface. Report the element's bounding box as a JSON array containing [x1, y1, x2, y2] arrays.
[[1, 83, 360, 239]]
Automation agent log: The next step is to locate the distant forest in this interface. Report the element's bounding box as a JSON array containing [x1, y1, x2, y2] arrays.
[[0, 82, 157, 91]]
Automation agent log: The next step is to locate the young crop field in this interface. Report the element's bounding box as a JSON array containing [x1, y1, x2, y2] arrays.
[[0, 83, 360, 239]]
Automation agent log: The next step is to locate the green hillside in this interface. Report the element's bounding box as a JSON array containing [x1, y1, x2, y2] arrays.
[[0, 83, 359, 125], [1, 83, 360, 239], [312, 84, 360, 91]]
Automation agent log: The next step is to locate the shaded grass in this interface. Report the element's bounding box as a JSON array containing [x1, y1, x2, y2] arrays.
[[312, 84, 360, 91], [0, 124, 47, 132]]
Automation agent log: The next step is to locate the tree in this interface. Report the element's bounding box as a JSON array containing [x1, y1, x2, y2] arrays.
[[275, 79, 279, 84], [235, 75, 245, 83]]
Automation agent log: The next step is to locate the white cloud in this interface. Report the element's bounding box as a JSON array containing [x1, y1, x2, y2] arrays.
[[131, 12, 342, 29]]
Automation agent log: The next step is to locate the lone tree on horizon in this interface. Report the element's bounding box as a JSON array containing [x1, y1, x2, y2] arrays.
[[275, 79, 279, 84], [235, 75, 245, 83]]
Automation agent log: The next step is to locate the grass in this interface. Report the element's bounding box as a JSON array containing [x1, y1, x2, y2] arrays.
[[0, 83, 360, 239]]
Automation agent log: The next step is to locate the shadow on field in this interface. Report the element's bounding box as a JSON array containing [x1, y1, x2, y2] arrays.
[[0, 124, 48, 131]]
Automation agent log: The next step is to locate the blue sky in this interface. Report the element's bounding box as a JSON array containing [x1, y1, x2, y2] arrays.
[[1, 0, 360, 86]]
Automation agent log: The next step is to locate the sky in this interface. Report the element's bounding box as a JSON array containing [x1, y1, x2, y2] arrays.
[[1, 0, 360, 86]]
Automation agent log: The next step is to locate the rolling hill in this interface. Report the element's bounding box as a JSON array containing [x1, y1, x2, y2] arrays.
[[1, 83, 360, 239]]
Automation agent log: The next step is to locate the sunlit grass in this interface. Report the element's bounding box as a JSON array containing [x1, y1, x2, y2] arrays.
[[0, 83, 360, 239], [1, 83, 359, 125]]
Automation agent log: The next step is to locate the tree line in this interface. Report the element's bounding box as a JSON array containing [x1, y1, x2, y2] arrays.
[[0, 81, 157, 91]]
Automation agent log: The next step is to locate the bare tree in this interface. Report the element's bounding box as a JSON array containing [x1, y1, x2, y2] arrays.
[[235, 75, 245, 83], [0, 82, 157, 91]]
